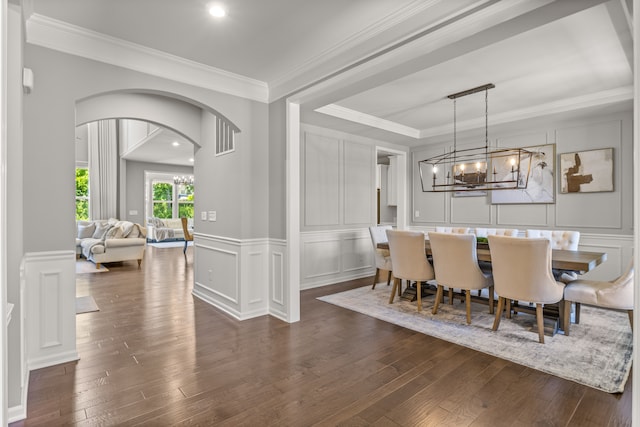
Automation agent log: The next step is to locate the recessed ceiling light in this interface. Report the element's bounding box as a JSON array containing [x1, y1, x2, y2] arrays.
[[209, 5, 226, 18], [172, 141, 180, 147], [189, 158, 194, 163]]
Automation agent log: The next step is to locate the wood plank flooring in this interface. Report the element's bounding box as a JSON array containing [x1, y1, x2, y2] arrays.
[[11, 245, 632, 426]]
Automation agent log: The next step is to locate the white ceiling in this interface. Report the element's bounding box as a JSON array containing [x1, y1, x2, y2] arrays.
[[30, 0, 634, 164]]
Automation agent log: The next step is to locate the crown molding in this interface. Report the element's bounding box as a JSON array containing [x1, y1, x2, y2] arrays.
[[25, 14, 269, 103]]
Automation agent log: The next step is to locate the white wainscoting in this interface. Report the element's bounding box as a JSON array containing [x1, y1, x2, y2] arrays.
[[300, 229, 374, 290], [192, 234, 274, 321], [268, 239, 288, 321], [22, 251, 79, 371]]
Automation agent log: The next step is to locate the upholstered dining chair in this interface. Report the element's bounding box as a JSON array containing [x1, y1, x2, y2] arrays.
[[525, 229, 580, 250], [563, 258, 634, 335], [368, 225, 393, 289], [181, 217, 194, 255], [488, 235, 566, 343], [474, 228, 519, 238], [386, 230, 435, 311], [435, 226, 470, 234], [526, 229, 581, 282], [428, 232, 494, 324]]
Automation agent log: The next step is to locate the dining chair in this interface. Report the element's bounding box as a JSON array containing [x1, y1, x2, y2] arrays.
[[428, 232, 494, 324], [526, 229, 581, 282], [488, 235, 566, 343], [386, 230, 435, 311], [181, 217, 194, 255], [525, 229, 580, 250], [435, 226, 470, 234], [368, 225, 393, 289], [474, 228, 519, 238], [563, 258, 634, 335]]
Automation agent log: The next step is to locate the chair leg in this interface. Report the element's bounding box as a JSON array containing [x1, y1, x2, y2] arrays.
[[488, 285, 494, 315], [536, 304, 545, 344], [506, 299, 512, 319], [137, 259, 142, 268], [448, 288, 453, 305], [372, 268, 380, 289], [465, 289, 472, 324], [184, 240, 188, 254], [389, 278, 399, 304], [416, 281, 422, 312], [432, 285, 443, 315], [628, 310, 634, 330], [492, 297, 505, 331], [386, 271, 392, 287], [575, 302, 581, 324], [563, 300, 572, 336], [95, 262, 101, 270]]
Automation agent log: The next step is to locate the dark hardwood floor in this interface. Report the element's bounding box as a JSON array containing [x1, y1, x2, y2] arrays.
[[11, 245, 632, 426]]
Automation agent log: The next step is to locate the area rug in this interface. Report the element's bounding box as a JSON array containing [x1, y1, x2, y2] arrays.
[[318, 285, 633, 393], [76, 296, 99, 314], [147, 241, 193, 248], [75, 260, 109, 274]]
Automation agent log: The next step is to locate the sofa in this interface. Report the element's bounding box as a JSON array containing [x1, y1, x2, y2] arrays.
[[76, 218, 147, 269], [146, 217, 192, 242]]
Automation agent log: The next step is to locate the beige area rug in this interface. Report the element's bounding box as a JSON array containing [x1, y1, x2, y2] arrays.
[[318, 285, 633, 393], [76, 295, 99, 314], [76, 259, 109, 274]]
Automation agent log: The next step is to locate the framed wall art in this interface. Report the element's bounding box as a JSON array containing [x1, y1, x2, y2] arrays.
[[491, 143, 556, 204], [559, 148, 613, 194]]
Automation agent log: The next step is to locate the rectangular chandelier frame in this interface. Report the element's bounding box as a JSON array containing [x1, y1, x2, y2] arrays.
[[419, 83, 533, 193]]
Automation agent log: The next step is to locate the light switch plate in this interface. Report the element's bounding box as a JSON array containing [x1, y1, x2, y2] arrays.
[[208, 211, 217, 221], [201, 211, 207, 221], [129, 210, 138, 215]]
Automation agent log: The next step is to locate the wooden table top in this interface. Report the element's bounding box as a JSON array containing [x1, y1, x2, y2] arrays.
[[377, 240, 607, 272]]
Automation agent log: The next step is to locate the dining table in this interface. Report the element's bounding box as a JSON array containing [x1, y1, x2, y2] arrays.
[[377, 240, 607, 273]]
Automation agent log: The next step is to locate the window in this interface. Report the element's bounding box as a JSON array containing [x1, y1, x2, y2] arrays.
[[152, 181, 173, 218], [177, 183, 194, 219], [75, 168, 89, 220], [146, 173, 195, 221]]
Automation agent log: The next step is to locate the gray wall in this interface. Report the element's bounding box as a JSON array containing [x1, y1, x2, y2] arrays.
[[268, 99, 286, 240], [23, 44, 272, 252], [124, 160, 194, 225], [299, 124, 409, 232], [411, 110, 634, 235]]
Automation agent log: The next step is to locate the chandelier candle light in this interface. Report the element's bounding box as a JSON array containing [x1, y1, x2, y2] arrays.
[[419, 83, 532, 193], [173, 175, 194, 185]]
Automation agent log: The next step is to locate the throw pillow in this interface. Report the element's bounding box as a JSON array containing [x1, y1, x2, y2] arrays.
[[105, 226, 123, 239], [119, 221, 135, 237], [92, 223, 112, 240], [78, 223, 96, 239]]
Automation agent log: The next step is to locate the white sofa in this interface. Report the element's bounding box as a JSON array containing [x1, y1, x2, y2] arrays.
[[146, 217, 192, 242], [76, 218, 146, 269]]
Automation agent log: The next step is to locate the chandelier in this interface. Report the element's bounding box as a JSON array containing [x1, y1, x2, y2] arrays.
[[418, 84, 532, 193], [173, 175, 194, 185]]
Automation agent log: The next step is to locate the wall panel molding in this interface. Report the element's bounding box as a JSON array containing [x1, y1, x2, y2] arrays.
[[300, 229, 373, 289], [22, 251, 78, 372], [191, 234, 277, 321]]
